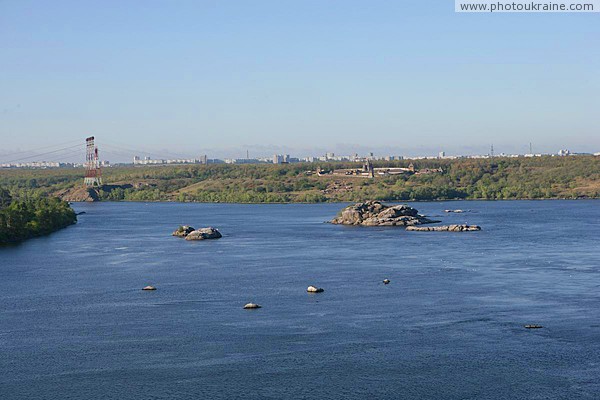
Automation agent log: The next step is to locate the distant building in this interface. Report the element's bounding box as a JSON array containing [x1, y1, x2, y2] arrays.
[[0, 161, 66, 169], [226, 158, 261, 164], [133, 155, 206, 165], [272, 154, 290, 164], [558, 149, 571, 156]]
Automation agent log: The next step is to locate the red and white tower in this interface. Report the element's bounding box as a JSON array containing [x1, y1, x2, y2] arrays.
[[84, 136, 102, 187]]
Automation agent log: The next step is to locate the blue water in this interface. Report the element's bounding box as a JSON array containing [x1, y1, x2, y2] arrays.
[[1, 201, 599, 399]]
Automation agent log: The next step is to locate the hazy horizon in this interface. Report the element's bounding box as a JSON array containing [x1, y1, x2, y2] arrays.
[[1, 1, 598, 162], [1, 141, 596, 165]]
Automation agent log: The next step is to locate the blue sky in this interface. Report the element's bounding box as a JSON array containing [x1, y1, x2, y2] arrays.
[[1, 0, 598, 161]]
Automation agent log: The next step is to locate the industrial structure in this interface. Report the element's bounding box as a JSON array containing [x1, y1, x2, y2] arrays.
[[84, 136, 102, 187]]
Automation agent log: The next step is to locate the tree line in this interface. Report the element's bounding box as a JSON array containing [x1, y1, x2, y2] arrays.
[[0, 155, 598, 203]]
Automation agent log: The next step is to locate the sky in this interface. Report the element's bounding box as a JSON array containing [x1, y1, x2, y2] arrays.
[[0, 0, 598, 162]]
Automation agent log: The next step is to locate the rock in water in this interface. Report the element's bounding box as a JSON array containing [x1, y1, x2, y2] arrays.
[[524, 324, 543, 329], [185, 227, 222, 240], [406, 224, 481, 232], [244, 303, 261, 309], [307, 285, 324, 293], [383, 279, 391, 284], [142, 285, 157, 291], [172, 225, 195, 237], [330, 201, 438, 226]]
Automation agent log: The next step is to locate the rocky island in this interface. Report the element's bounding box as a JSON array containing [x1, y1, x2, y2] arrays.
[[330, 201, 438, 226], [172, 226, 222, 240]]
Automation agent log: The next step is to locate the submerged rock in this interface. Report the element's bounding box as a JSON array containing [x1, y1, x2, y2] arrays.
[[307, 285, 324, 293], [406, 224, 481, 232], [185, 227, 222, 240], [330, 201, 438, 226], [142, 285, 157, 291], [524, 324, 543, 329], [172, 225, 195, 237], [244, 303, 261, 309]]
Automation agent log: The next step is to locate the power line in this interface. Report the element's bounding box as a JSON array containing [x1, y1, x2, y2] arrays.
[[0, 148, 83, 165], [101, 140, 196, 160], [0, 139, 82, 158], [1, 143, 83, 164], [40, 149, 85, 164]]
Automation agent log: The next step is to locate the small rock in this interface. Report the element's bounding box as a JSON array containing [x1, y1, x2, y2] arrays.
[[307, 285, 324, 293], [524, 324, 543, 329], [185, 227, 222, 240], [383, 279, 391, 284], [172, 225, 195, 237], [244, 303, 261, 309], [142, 285, 156, 291]]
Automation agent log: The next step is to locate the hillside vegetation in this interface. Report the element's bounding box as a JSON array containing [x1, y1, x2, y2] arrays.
[[0, 187, 77, 244], [0, 156, 598, 203]]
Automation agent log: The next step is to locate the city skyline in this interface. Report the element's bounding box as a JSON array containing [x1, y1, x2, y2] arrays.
[[0, 137, 595, 167]]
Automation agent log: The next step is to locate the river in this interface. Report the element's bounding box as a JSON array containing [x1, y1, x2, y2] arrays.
[[1, 201, 599, 399]]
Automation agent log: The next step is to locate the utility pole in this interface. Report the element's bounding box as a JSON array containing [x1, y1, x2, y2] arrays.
[[529, 142, 533, 154]]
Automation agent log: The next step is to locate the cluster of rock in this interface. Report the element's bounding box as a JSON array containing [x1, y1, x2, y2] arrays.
[[172, 226, 222, 240], [406, 224, 481, 232], [330, 201, 438, 226]]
